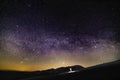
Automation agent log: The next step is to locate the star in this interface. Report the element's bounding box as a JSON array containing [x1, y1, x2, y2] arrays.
[[20, 61, 24, 64], [94, 45, 97, 48], [112, 8, 114, 10], [27, 4, 31, 7], [24, 58, 29, 61], [16, 25, 19, 28]]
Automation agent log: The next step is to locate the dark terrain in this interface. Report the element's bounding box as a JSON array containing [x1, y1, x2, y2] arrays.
[[0, 60, 120, 80]]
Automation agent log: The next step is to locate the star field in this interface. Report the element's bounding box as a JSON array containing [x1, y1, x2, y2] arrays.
[[0, 0, 120, 71]]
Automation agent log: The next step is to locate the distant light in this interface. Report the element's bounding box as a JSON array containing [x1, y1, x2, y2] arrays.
[[68, 68, 76, 73]]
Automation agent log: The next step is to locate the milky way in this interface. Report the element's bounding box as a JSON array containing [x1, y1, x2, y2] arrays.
[[0, 0, 120, 71], [0, 26, 119, 71]]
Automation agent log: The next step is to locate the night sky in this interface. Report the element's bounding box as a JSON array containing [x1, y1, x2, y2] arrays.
[[0, 0, 120, 71]]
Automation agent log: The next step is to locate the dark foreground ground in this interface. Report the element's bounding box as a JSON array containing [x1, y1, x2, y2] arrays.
[[0, 60, 120, 80]]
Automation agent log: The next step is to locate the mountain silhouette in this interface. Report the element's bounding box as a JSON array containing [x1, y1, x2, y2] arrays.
[[0, 60, 120, 80], [0, 65, 84, 80]]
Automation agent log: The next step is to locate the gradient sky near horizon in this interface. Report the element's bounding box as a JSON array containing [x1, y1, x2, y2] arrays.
[[0, 0, 120, 71]]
